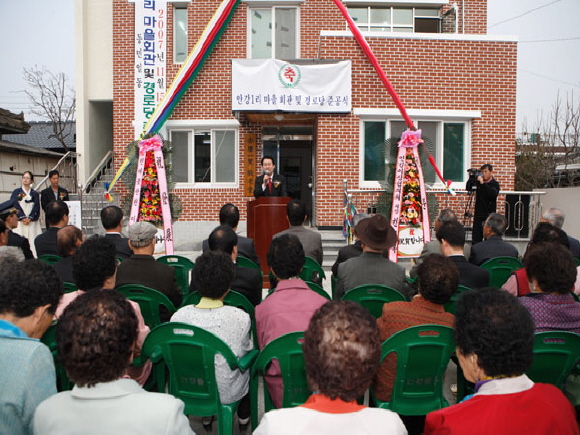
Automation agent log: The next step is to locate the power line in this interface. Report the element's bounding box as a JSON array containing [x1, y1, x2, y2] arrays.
[[520, 36, 580, 43], [489, 0, 562, 28], [519, 68, 580, 88]]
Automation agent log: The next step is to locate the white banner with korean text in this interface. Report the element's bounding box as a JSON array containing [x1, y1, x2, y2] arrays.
[[232, 59, 351, 113], [134, 0, 167, 138]]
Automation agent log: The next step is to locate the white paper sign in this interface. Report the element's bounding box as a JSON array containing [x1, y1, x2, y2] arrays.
[[232, 59, 351, 113]]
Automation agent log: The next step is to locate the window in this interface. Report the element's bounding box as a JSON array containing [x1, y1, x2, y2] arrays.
[[169, 127, 237, 185], [361, 119, 469, 187], [348, 7, 440, 33], [250, 7, 298, 59], [174, 6, 188, 63]]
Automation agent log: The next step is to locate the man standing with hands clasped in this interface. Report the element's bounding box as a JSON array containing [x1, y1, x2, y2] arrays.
[[472, 164, 500, 245], [254, 156, 287, 197]]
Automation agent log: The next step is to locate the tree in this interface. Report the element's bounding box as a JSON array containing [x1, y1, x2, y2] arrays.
[[22, 66, 76, 152], [516, 92, 580, 190]]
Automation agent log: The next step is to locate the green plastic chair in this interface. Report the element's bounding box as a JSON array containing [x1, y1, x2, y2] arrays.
[[443, 285, 472, 314], [38, 254, 62, 265], [250, 332, 309, 430], [236, 256, 260, 271], [341, 284, 406, 318], [156, 255, 195, 297], [574, 258, 580, 267], [304, 281, 331, 300], [480, 256, 523, 288], [370, 325, 455, 415], [63, 282, 78, 294], [116, 284, 177, 329], [41, 321, 73, 392], [141, 323, 258, 435], [526, 331, 580, 389], [182, 290, 258, 347], [299, 256, 326, 283]]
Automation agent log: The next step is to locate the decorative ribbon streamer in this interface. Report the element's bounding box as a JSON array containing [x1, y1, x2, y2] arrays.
[[142, 0, 240, 136], [129, 135, 174, 254], [104, 155, 135, 202], [332, 0, 451, 189]]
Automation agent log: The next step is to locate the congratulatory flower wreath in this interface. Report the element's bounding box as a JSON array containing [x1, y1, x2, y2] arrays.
[[120, 134, 182, 227]]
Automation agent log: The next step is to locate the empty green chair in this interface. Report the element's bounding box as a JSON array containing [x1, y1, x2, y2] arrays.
[[38, 254, 62, 265], [304, 281, 331, 300], [116, 284, 176, 329], [41, 321, 73, 392], [480, 256, 523, 288], [250, 332, 309, 429], [341, 284, 406, 318], [141, 323, 258, 435], [156, 255, 194, 296], [526, 331, 580, 389], [370, 325, 455, 415], [300, 256, 326, 283]]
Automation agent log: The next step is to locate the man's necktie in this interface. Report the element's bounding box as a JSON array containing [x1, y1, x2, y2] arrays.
[[268, 178, 273, 193]]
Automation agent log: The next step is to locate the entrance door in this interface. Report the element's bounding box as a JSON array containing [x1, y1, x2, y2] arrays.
[[262, 126, 314, 222]]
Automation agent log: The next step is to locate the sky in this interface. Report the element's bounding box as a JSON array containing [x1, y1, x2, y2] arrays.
[[0, 0, 578, 131]]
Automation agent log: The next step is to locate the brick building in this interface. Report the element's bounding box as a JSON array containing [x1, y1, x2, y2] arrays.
[[76, 0, 517, 246]]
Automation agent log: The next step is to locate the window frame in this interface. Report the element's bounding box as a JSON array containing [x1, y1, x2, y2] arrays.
[[246, 4, 301, 59], [173, 4, 188, 64], [356, 111, 477, 190], [164, 120, 240, 188], [347, 5, 441, 33]]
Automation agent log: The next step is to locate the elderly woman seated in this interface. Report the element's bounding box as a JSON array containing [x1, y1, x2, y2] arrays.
[[171, 250, 253, 430], [254, 301, 407, 434], [374, 254, 458, 402], [519, 242, 580, 333], [33, 290, 193, 434], [425, 288, 578, 434], [0, 260, 63, 434]]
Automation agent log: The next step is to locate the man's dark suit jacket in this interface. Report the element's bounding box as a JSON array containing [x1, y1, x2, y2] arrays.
[[190, 263, 263, 306], [331, 241, 390, 277], [253, 174, 287, 197], [34, 227, 60, 257], [448, 255, 490, 289], [40, 187, 69, 212], [8, 230, 34, 259], [115, 254, 182, 309], [568, 235, 580, 259], [202, 235, 260, 267], [104, 233, 134, 259], [468, 235, 519, 266]]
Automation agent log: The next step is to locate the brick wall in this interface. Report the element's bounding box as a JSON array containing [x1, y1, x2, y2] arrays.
[[112, 0, 515, 227]]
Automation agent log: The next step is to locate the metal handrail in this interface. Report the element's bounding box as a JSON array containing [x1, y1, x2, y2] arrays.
[[35, 151, 78, 194], [83, 151, 113, 193]]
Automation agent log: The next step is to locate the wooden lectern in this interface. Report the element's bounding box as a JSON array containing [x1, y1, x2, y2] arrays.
[[247, 197, 290, 279]]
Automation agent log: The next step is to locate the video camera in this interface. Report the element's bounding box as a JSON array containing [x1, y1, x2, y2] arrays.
[[465, 168, 481, 193]]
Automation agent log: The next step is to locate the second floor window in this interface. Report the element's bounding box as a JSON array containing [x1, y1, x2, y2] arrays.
[[348, 7, 440, 33], [174, 6, 188, 63], [250, 7, 298, 59]]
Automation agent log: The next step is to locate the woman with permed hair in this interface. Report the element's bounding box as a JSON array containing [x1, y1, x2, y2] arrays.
[[254, 301, 407, 434], [519, 242, 580, 332], [34, 290, 193, 434], [374, 254, 458, 403], [425, 288, 578, 434], [171, 250, 253, 431]]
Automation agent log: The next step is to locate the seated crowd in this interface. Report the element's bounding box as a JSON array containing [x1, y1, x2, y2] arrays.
[[1, 200, 580, 434]]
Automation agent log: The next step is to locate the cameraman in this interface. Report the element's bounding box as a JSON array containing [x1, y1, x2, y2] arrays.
[[472, 164, 500, 244]]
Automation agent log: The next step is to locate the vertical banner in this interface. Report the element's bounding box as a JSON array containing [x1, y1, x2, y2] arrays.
[[245, 134, 257, 196], [389, 131, 431, 261], [135, 0, 167, 138]]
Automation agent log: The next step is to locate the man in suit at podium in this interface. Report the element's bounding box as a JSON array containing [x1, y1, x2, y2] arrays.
[[253, 156, 287, 197]]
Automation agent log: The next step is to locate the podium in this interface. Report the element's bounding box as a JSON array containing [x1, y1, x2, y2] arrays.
[[247, 197, 290, 278]]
